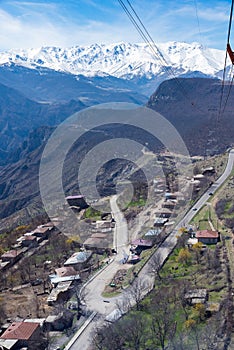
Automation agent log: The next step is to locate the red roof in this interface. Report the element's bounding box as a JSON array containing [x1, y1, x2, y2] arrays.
[[196, 230, 219, 239], [1, 322, 40, 340]]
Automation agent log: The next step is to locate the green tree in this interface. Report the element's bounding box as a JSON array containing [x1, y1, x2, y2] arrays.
[[192, 242, 203, 263], [177, 248, 191, 265]]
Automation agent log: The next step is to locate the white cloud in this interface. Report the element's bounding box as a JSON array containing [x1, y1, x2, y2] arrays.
[[0, 0, 229, 50]]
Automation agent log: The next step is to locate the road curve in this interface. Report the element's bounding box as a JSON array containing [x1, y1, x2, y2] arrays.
[[68, 149, 234, 350]]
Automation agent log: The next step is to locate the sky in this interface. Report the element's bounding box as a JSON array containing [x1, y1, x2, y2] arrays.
[[0, 0, 232, 50]]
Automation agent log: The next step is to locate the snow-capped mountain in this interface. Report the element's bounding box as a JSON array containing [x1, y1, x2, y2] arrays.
[[0, 41, 226, 80]]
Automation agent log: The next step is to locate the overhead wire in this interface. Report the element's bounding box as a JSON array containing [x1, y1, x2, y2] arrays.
[[220, 65, 234, 115], [117, 0, 199, 108], [117, 0, 167, 68], [218, 0, 234, 121], [193, 0, 202, 45]]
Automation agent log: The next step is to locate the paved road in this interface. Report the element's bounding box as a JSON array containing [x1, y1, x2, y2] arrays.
[[180, 149, 234, 227], [69, 149, 234, 350], [80, 195, 129, 314], [69, 196, 130, 349]]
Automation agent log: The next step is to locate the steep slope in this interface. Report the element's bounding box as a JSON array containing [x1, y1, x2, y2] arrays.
[[0, 123, 149, 224], [0, 82, 87, 164], [0, 75, 147, 164], [147, 77, 234, 155], [0, 77, 233, 227], [0, 64, 148, 104]]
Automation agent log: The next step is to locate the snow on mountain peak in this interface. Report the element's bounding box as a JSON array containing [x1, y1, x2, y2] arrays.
[[0, 41, 225, 79]]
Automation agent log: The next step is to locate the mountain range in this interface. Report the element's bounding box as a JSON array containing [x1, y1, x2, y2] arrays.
[[0, 76, 234, 229], [0, 41, 233, 227], [0, 41, 227, 97]]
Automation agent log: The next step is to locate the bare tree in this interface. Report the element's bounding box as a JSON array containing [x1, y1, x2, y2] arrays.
[[127, 277, 150, 311], [149, 252, 163, 280], [93, 323, 124, 350], [121, 314, 148, 350], [94, 313, 149, 350], [149, 288, 177, 350]]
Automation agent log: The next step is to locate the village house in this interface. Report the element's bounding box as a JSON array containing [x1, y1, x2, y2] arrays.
[[193, 174, 205, 181], [32, 226, 53, 242], [131, 239, 153, 255], [47, 281, 74, 306], [0, 321, 44, 350], [145, 229, 162, 237], [64, 250, 92, 270], [162, 200, 176, 209], [154, 208, 173, 218], [128, 254, 141, 264], [83, 236, 110, 254], [154, 217, 168, 227], [21, 235, 38, 248], [187, 237, 199, 248], [40, 221, 55, 228], [45, 310, 74, 332], [49, 274, 80, 286], [66, 195, 89, 210], [184, 289, 208, 305], [195, 230, 219, 245], [53, 266, 77, 279], [202, 167, 215, 175], [165, 192, 177, 200], [1, 250, 24, 265], [91, 219, 115, 233]]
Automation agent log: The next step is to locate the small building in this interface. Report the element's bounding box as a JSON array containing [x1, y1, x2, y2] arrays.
[[49, 275, 80, 286], [128, 254, 141, 264], [32, 226, 52, 241], [184, 289, 208, 305], [0, 321, 43, 350], [66, 195, 89, 210], [47, 281, 74, 305], [154, 217, 168, 227], [162, 201, 176, 209], [187, 237, 198, 248], [202, 167, 215, 175], [131, 239, 153, 255], [1, 250, 24, 264], [195, 230, 219, 245], [55, 266, 78, 278], [154, 208, 172, 218], [91, 220, 115, 233], [21, 235, 38, 248], [83, 237, 110, 253], [64, 251, 92, 270], [0, 338, 19, 349], [165, 192, 177, 200], [45, 310, 74, 332], [40, 221, 55, 228], [193, 174, 205, 180], [145, 229, 162, 237]]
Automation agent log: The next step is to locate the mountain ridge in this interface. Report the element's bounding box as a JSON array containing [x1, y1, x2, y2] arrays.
[[0, 41, 226, 83]]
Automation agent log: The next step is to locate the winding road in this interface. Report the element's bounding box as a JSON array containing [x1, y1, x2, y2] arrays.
[[69, 149, 234, 350]]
